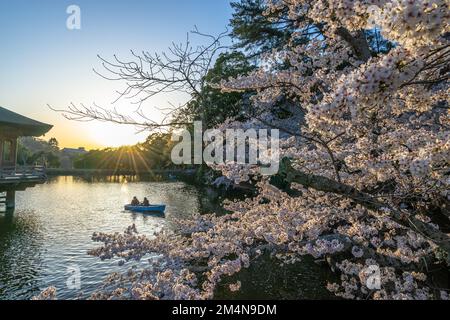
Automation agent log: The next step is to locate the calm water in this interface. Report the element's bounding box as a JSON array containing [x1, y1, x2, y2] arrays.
[[0, 176, 335, 300]]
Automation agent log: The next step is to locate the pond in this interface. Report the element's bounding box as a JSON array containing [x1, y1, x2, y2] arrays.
[[0, 176, 336, 300]]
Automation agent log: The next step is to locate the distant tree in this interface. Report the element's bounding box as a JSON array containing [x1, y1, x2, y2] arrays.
[[73, 133, 175, 171], [28, 151, 61, 168], [45, 152, 61, 168], [18, 137, 62, 168], [48, 138, 59, 151], [16, 143, 32, 166]]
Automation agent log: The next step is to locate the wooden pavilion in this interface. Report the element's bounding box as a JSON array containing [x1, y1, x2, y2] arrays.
[[0, 106, 53, 210]]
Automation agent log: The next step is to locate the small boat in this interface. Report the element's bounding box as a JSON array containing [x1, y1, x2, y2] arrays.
[[124, 204, 166, 213]]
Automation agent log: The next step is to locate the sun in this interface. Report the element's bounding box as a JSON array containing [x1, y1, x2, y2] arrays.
[[87, 122, 148, 148]]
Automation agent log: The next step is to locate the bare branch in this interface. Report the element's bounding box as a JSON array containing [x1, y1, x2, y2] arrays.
[[52, 30, 229, 131]]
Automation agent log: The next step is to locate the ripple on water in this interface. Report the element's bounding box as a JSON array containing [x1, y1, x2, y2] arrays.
[[1, 176, 335, 300], [0, 177, 201, 300]]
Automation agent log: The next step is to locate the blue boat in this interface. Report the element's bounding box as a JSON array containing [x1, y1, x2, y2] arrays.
[[124, 204, 166, 213]]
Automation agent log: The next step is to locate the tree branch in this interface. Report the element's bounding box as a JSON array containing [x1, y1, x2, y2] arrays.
[[279, 158, 450, 260], [335, 28, 372, 62]]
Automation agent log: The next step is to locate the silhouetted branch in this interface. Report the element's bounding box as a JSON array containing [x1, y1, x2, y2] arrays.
[[51, 29, 229, 131]]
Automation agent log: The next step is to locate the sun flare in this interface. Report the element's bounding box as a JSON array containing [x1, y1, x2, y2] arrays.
[[87, 123, 148, 149]]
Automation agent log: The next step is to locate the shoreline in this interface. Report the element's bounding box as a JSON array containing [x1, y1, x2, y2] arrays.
[[45, 168, 197, 177]]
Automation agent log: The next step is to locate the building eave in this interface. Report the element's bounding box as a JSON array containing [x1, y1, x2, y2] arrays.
[[0, 106, 53, 137]]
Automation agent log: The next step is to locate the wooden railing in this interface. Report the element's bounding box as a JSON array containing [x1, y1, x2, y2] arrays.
[[0, 165, 47, 181]]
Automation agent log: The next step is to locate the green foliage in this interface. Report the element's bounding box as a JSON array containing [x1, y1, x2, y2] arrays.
[[230, 0, 393, 59], [17, 143, 32, 166], [230, 0, 297, 57], [17, 139, 61, 168], [48, 137, 59, 151], [174, 51, 256, 128], [43, 152, 61, 168]]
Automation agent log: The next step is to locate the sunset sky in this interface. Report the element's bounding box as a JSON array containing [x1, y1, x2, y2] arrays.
[[0, 0, 233, 149]]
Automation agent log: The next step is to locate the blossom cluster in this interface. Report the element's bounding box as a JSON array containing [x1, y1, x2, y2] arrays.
[[37, 0, 449, 301]]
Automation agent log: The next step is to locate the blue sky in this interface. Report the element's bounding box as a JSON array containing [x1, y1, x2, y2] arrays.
[[0, 0, 233, 148]]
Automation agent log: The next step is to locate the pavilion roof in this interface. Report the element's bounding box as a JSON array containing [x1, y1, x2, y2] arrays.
[[0, 106, 53, 136]]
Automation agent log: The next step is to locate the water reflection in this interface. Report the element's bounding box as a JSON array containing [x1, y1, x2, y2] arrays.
[[47, 174, 173, 184], [1, 176, 335, 300], [0, 176, 203, 300], [215, 254, 338, 300], [0, 210, 45, 299]]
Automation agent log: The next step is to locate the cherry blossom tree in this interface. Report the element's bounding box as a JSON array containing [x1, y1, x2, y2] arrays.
[[38, 0, 448, 300]]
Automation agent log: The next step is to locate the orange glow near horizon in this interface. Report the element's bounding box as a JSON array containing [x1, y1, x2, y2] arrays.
[[42, 120, 150, 150], [29, 106, 155, 150]]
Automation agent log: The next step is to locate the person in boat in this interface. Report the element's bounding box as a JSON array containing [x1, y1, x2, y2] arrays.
[[142, 197, 150, 206], [131, 196, 140, 206]]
